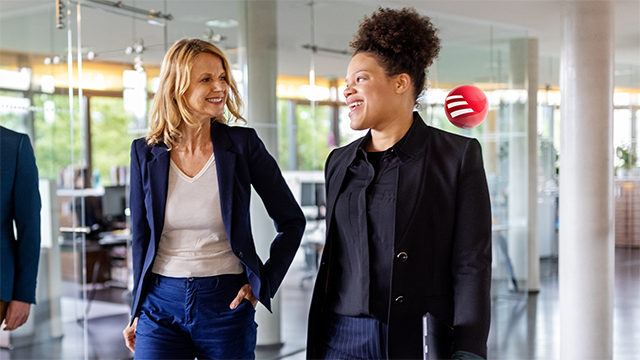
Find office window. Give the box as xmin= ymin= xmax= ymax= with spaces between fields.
xmin=277 ymin=99 xmax=334 ymax=171
xmin=90 ymin=96 xmax=137 ymax=187
xmin=32 ymin=93 xmax=82 ymax=183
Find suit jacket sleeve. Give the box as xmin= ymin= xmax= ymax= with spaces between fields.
xmin=12 ymin=134 xmax=41 ymax=304
xmin=246 ymin=129 xmax=305 ymax=298
xmin=451 ymin=138 xmax=492 ymax=357
xmin=129 ymin=140 xmax=149 ymax=317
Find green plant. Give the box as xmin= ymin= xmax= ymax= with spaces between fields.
xmin=616 ymin=144 xmax=637 ymax=170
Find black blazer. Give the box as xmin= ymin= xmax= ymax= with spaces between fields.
xmin=307 ymin=114 xmax=492 ymax=359
xmin=129 ymin=121 xmax=306 ymax=319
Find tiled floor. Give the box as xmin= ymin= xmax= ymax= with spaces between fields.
xmin=2 ymin=247 xmax=639 ymax=360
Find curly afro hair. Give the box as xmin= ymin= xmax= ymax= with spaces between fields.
xmin=350 ymin=7 xmax=441 ymax=105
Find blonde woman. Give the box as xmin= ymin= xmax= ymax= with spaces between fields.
xmin=122 ymin=38 xmax=305 ymax=359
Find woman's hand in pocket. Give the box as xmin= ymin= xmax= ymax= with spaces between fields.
xmin=230 ymin=284 xmax=258 ymax=309
xmin=123 ymin=317 xmax=139 ymax=353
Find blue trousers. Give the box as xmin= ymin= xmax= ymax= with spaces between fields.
xmin=318 ymin=312 xmax=388 ymax=360
xmin=134 ymin=273 xmax=257 ymax=360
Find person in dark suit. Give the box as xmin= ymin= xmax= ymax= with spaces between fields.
xmin=306 ymin=7 xmax=492 ymax=360
xmin=0 ymin=126 xmax=41 ymax=331
xmin=122 ymin=38 xmax=305 ymax=359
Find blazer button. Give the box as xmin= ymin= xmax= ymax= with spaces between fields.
xmin=396 ymin=252 xmax=408 ymax=262
xmin=395 ymin=296 xmax=405 ymax=304
xmin=237 ymin=251 xmax=244 ymax=259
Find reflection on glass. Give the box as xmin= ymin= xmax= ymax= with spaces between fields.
xmin=32 ymin=94 xmax=81 ymax=183
xmin=0 ymin=93 xmax=31 ymax=134
xmin=90 ymin=96 xmax=136 ymax=187
xmin=277 ymin=100 xmax=334 ymax=171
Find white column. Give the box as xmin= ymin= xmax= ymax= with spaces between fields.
xmin=508 ymin=39 xmax=528 ymax=289
xmin=527 ymin=38 xmax=540 ymax=292
xmin=507 ymin=37 xmax=541 ymax=293
xmin=239 ymin=0 xmax=284 ymax=348
xmin=559 ymin=1 xmax=614 ymax=359
xmin=243 ymin=0 xmax=278 ymax=154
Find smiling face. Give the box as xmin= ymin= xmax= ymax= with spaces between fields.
xmin=344 ymin=52 xmax=405 ymax=131
xmin=183 ymin=52 xmax=228 ymax=123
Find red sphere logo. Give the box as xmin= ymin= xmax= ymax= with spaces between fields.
xmin=444 ymin=85 xmax=488 ymax=129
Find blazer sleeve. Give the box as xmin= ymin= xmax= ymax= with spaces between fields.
xmin=12 ymin=134 xmax=41 ymax=304
xmin=129 ymin=140 xmax=150 ymax=317
xmin=246 ymin=129 xmax=306 ymax=298
xmin=450 ymin=138 xmax=492 ymax=357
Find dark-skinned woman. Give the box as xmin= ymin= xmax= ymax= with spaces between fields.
xmin=307 ymin=7 xmax=491 ymax=360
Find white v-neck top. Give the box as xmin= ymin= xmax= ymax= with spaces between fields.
xmin=151 ymin=153 xmax=244 ymax=277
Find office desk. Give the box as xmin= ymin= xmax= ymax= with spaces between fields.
xmin=99 ymin=231 xmax=131 ymax=288
xmin=59 ymin=231 xmax=131 ymax=288
xmin=60 ymin=240 xmax=111 ymax=284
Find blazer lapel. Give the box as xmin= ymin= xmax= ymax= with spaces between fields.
xmin=211 ymin=122 xmax=236 ymax=241
xmin=324 ymin=165 xmax=346 ymax=238
xmin=325 ymin=135 xmax=367 ymax=238
xmin=148 ymin=145 xmax=170 ymax=250
xmin=394 ymin=115 xmax=432 ymax=250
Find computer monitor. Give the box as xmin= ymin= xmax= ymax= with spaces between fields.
xmin=102 ymin=185 xmax=127 ymax=226
xmin=300 ymin=182 xmax=325 ymax=207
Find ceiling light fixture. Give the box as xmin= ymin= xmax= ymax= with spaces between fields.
xmin=44 ymin=51 xmax=96 ymax=65
xmin=58 ymin=0 xmax=172 ymax=28
xmin=147 ymin=15 xmax=166 ymax=27
xmin=301 ymin=44 xmax=350 ymax=56
xmin=124 ymin=40 xmax=146 ymax=72
xmin=203 ymin=29 xmax=226 ymax=44
xmin=55 ymin=0 xmax=65 ymax=29
xmin=84 ymin=0 xmax=172 ymax=20
xmin=205 ymin=19 xmax=238 ymax=28
xmin=125 ymin=39 xmax=145 ymax=55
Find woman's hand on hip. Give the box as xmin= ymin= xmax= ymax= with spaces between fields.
xmin=123 ymin=317 xmax=139 ymax=353
xmin=230 ymin=284 xmax=258 ymax=309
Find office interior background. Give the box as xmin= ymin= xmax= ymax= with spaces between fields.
xmin=0 ymin=0 xmax=638 ymax=359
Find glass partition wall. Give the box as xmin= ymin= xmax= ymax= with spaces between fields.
xmin=0 ymin=1 xmax=80 ymax=354
xmin=70 ymin=1 xmax=249 ymax=358
xmin=423 ymin=20 xmax=534 ymax=351
xmin=424 ymin=27 xmax=532 ymax=300
xmin=1 ymin=1 xmax=247 ymax=358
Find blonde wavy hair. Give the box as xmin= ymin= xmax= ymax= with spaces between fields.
xmin=145 ymin=38 xmax=245 ymax=149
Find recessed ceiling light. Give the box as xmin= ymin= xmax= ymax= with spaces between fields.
xmin=206 ymin=19 xmax=238 ymax=28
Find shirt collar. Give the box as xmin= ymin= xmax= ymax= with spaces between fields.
xmin=351 ymin=112 xmax=430 ymax=164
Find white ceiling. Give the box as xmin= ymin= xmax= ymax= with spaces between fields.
xmin=2 ymin=0 xmax=640 ymax=87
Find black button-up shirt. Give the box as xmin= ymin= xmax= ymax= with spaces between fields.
xmin=328 ymin=132 xmax=404 ymax=323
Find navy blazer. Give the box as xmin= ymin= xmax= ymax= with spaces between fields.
xmin=0 ymin=126 xmax=41 ymax=304
xmin=129 ymin=121 xmax=305 ymax=319
xmin=307 ymin=114 xmax=492 ymax=359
